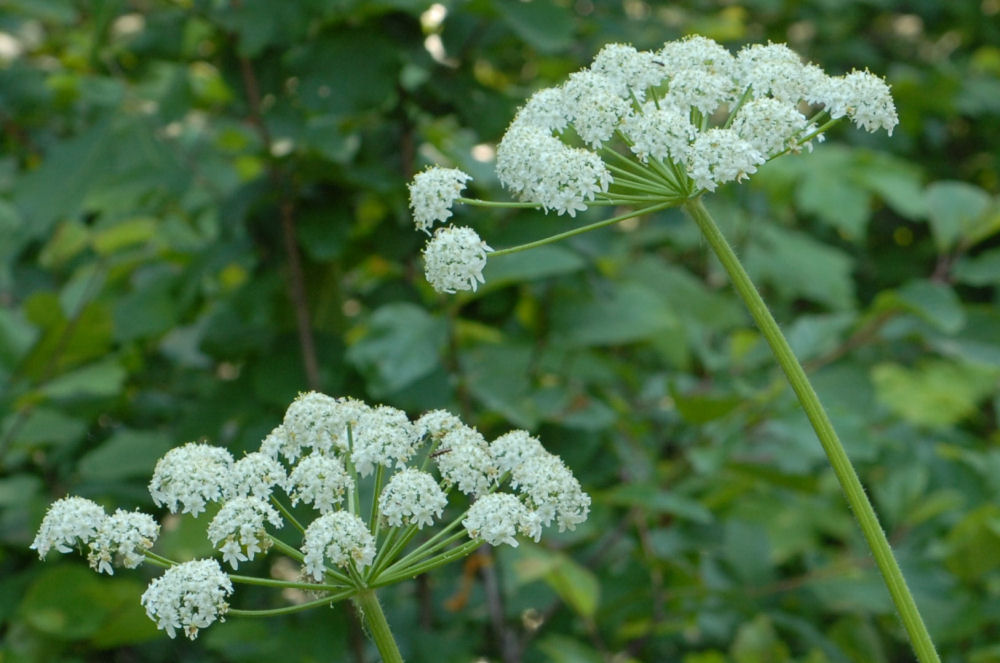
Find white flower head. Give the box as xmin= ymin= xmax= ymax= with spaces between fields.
xmin=621 ymin=101 xmax=697 ymax=164
xmin=228 ymin=452 xmax=287 ymax=500
xmin=30 ymin=496 xmax=107 ymax=559
xmin=282 ymin=391 xmax=370 ymax=461
xmin=148 ymin=443 xmax=234 ymax=516
xmin=463 ymin=493 xmax=541 ymax=547
xmin=287 ymin=452 xmax=351 ymax=513
xmin=658 ymin=34 xmax=737 ymax=79
xmin=731 ymin=97 xmax=811 ymax=158
xmin=685 ymin=128 xmax=765 ymax=192
xmin=496 ymin=123 xmax=611 ymax=216
xmin=821 ymin=69 xmax=899 ymax=135
xmin=735 ymin=42 xmax=817 ymax=103
xmin=415 ymin=409 xmax=464 ymax=442
xmin=207 ymin=497 xmax=282 ymax=569
xmin=350 ymin=405 xmax=420 ymax=476
xmin=435 ymin=425 xmax=497 ymax=496
xmin=258 ymin=424 xmax=288 ymax=459
xmin=590 ymin=43 xmax=665 ymax=101
xmin=302 ymin=511 xmax=376 ymax=581
xmin=141 ymin=559 xmax=233 ymax=640
xmin=409 ymin=167 xmax=473 ymax=234
xmin=87 ymin=509 xmax=159 ymax=575
xmin=422 ymin=225 xmax=493 ymax=294
xmin=561 ymin=70 xmax=631 ymax=148
xmin=511 ymin=453 xmax=590 ymax=532
xmin=665 ymin=67 xmax=738 ymax=115
xmin=378 ymin=468 xmax=448 ymax=528
xmin=490 ymin=429 xmax=546 ymax=475
xmin=513 ymin=87 xmax=570 ymax=133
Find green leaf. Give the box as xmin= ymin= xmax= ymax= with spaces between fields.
xmin=40 ymin=357 xmax=127 ymax=400
xmin=744 ymin=223 xmax=855 ymax=310
xmin=871 ymin=359 xmax=997 ymax=428
xmin=20 ymin=565 xmax=112 ymax=640
xmin=550 ymin=281 xmax=677 ymax=347
xmin=495 ymin=0 xmax=574 ymax=53
xmin=796 ymin=171 xmax=870 ymax=239
xmin=535 ymin=635 xmax=606 ymax=663
xmin=924 ymin=180 xmax=992 ymax=252
xmin=892 ymin=279 xmax=966 ymax=333
xmin=482 ymin=245 xmax=585 ymax=289
xmin=731 ymin=615 xmax=791 ymax=663
xmin=512 ymin=544 xmax=600 ymax=619
xmin=91 ymin=216 xmax=158 ymax=255
xmin=602 ymin=483 xmax=713 ymax=523
xmin=6 ymin=407 xmax=87 ymax=448
xmin=78 ymin=429 xmax=174 ymax=481
xmin=953 ymin=247 xmax=1000 ymax=286
xmin=346 ymin=303 xmax=447 ymax=397
xmin=12 ymin=118 xmax=112 ymax=243
xmin=669 ymin=383 xmax=742 ymax=424
xmin=943 ymin=504 xmax=1000 ymax=581
xmin=459 ymin=342 xmax=537 ymax=428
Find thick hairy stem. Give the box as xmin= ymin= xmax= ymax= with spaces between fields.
xmin=354 ymin=589 xmax=404 ymax=663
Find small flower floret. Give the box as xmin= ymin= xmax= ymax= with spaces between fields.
xmin=422 ymin=226 xmax=494 ymax=294
xmin=378 ymin=468 xmax=448 ymax=528
xmin=409 ymin=167 xmax=473 ymax=234
xmin=141 ymin=559 xmax=233 ymax=640
xmin=88 ymin=509 xmax=159 ymax=575
xmin=149 ymin=443 xmax=234 ymax=516
xmin=302 ymin=511 xmax=376 ymax=580
xmin=30 ymin=496 xmax=107 ymax=559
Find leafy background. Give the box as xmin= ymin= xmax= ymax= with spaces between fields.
xmin=1 ymin=1 xmax=999 ymax=662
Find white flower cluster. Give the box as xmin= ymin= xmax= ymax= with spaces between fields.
xmin=140 ymin=559 xmax=233 ymax=640
xmin=30 ymin=496 xmax=160 ymax=576
xmin=31 ymin=391 xmax=591 ymax=639
xmin=406 ymin=36 xmax=897 ymax=294
xmin=409 ymin=167 xmax=473 ymax=234
xmin=422 ymin=225 xmax=493 ymax=294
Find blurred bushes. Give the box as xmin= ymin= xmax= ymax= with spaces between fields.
xmin=1 ymin=1 xmax=999 ymax=661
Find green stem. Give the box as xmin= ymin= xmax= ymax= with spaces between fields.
xmin=681 ymin=198 xmax=940 ymax=663
xmin=228 ymin=589 xmax=356 ymax=617
xmin=491 ymin=201 xmax=675 ymax=257
xmin=354 ymin=589 xmax=404 ymax=663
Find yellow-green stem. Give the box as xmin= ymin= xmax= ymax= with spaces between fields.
xmin=354 ymin=589 xmax=404 ymax=663
xmin=682 ymin=197 xmax=940 ymax=663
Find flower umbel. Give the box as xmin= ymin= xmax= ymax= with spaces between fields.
xmin=30 ymin=391 xmax=590 ymax=645
xmin=407 ymin=35 xmax=898 ymax=293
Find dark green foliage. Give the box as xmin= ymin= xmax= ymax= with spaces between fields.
xmin=2 ymin=1 xmax=999 ymax=662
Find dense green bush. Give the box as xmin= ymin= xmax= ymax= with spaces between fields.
xmin=2 ymin=1 xmax=999 ymax=661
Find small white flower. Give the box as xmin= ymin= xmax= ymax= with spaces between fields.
xmin=435 ymin=425 xmax=497 ymax=496
xmin=665 ymin=67 xmax=738 ymax=115
xmin=490 ymin=430 xmax=546 ymax=475
xmin=378 ymin=468 xmax=447 ymax=528
xmin=287 ymin=452 xmax=351 ymax=513
xmin=621 ymin=101 xmax=697 ymax=164
xmin=415 ymin=409 xmax=464 ymax=442
xmin=496 ymin=123 xmax=611 ymax=216
xmin=422 ymin=226 xmax=494 ymax=294
xmin=87 ymin=509 xmax=159 ymax=575
xmin=730 ymin=98 xmax=811 ymax=158
xmin=258 ymin=424 xmax=288 ymax=459
xmin=207 ymin=497 xmax=282 ymax=569
xmin=351 ymin=405 xmax=420 ymax=477
xmin=658 ymin=35 xmax=737 ymax=79
xmin=408 ymin=167 xmax=473 ymax=234
xmin=561 ymin=70 xmax=631 ymax=148
xmin=821 ymin=69 xmax=899 ymax=135
xmin=735 ymin=42 xmax=817 ymax=103
xmin=590 ymin=43 xmax=665 ymax=101
xmin=511 ymin=453 xmax=590 ymax=532
xmin=685 ymin=128 xmax=765 ymax=192
xmin=463 ymin=493 xmax=540 ymax=547
xmin=228 ymin=452 xmax=287 ymax=499
xmin=141 ymin=559 xmax=233 ymax=640
xmin=513 ymin=87 xmax=570 ymax=133
xmin=30 ymin=496 xmax=107 ymax=559
xmin=302 ymin=511 xmax=376 ymax=581
xmin=148 ymin=443 xmax=234 ymax=517
xmin=281 ymin=392 xmax=371 ymax=461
